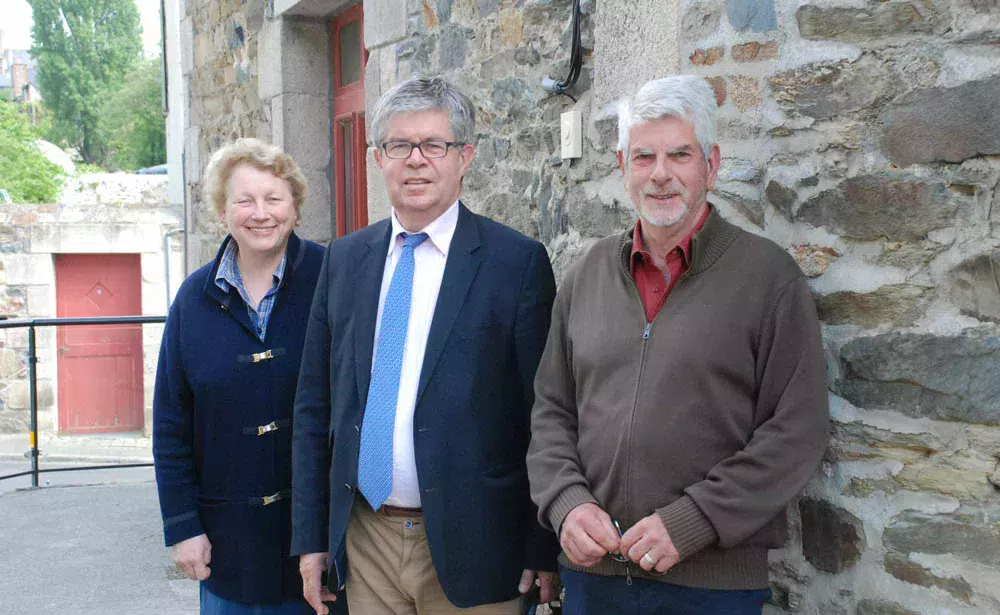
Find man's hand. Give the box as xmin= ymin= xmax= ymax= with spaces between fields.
xmin=559 ymin=503 xmax=621 ymax=568
xmin=518 ymin=569 xmax=561 ymax=603
xmin=299 ymin=552 xmax=338 ymax=615
xmin=619 ymin=514 xmax=680 ymax=574
xmin=171 ymin=533 xmax=212 ymax=581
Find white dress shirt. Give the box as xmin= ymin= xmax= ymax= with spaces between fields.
xmin=372 ymin=200 xmax=459 ymax=508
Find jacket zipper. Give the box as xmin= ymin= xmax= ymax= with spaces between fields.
xmin=623 ymin=277 xmax=650 ymax=585
xmin=622 ymin=265 xmax=688 ymax=584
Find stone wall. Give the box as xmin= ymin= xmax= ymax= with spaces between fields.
xmin=180 ymin=0 xmax=346 ymax=271
xmin=365 ymin=0 xmax=619 ymax=280
xmin=181 ymin=0 xmax=272 ymax=270
xmin=365 ymin=4 xmax=1000 ymax=610
xmin=0 ymin=175 xmax=182 ymax=436
xmin=177 ymin=0 xmax=1000 ymax=611
xmin=674 ymin=0 xmax=1000 ymax=612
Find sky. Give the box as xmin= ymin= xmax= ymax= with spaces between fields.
xmin=3 ymin=0 xmax=163 ymax=57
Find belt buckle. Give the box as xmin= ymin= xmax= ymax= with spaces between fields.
xmin=257 ymin=421 xmax=278 ymax=436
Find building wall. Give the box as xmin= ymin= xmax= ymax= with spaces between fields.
xmin=176 ymin=0 xmax=1000 ymax=611
xmin=10 ymin=63 xmax=27 ymax=102
xmin=180 ymin=0 xmax=350 ymax=272
xmin=164 ymin=0 xmax=187 ymax=219
xmin=0 ymin=175 xmax=182 ymax=436
xmin=674 ymin=1 xmax=1000 ymax=612
xmin=180 ymin=0 xmax=271 ymax=270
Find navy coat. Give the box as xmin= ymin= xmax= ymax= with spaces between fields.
xmin=291 ymin=203 xmax=561 ymax=607
xmin=153 ymin=232 xmax=340 ymax=606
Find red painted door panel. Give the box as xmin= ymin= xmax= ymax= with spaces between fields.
xmin=55 ymin=254 xmax=144 ymax=434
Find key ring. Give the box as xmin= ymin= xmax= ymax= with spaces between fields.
xmin=608 ymin=518 xmax=629 ymax=562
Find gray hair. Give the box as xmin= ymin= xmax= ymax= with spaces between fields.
xmin=617 ymin=76 xmax=717 ymax=161
xmin=369 ymin=76 xmax=476 ymax=146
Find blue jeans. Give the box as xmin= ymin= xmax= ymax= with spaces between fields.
xmin=560 ymin=566 xmax=772 ymax=615
xmin=199 ymin=584 xmax=317 ymax=615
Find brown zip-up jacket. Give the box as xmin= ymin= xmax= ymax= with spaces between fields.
xmin=527 ymin=210 xmax=829 ymax=589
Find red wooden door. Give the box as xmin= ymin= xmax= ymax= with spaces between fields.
xmin=332 ymin=4 xmax=369 ymax=237
xmin=55 ymin=254 xmax=144 ymax=434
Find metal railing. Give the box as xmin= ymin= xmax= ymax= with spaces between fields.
xmin=0 ymin=315 xmax=166 ymax=487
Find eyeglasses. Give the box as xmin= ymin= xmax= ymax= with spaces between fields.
xmin=608 ymin=519 xmax=629 ymax=562
xmin=379 ymin=140 xmax=465 ymax=159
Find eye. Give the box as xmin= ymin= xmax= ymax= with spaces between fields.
xmin=421 ymin=141 xmax=447 ymax=157
xmin=385 ymin=142 xmax=412 ymax=158
xmin=632 ymin=153 xmax=654 ymax=164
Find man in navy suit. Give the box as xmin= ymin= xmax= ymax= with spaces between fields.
xmin=292 ymin=76 xmax=560 ymax=614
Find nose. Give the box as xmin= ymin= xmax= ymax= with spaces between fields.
xmin=251 ymin=199 xmax=269 ymax=219
xmin=649 ymin=154 xmax=672 ymax=184
xmin=405 ymin=144 xmax=429 ymax=167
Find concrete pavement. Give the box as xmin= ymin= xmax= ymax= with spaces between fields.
xmin=0 ymin=481 xmax=198 ymax=614
xmin=0 ymin=432 xmax=198 ymax=613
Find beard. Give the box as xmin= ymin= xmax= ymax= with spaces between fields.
xmin=638 ymin=199 xmax=689 ymax=228
xmin=635 ymin=183 xmax=707 ymax=228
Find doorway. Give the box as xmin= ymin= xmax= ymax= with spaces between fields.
xmin=54 ymin=254 xmax=144 ymax=434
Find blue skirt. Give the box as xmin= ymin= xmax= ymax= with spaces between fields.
xmin=199 ymin=584 xmax=315 ymax=615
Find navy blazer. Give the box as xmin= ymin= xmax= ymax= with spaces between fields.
xmin=292 ymin=203 xmax=560 ymax=607
xmin=154 ymin=233 xmax=346 ymax=606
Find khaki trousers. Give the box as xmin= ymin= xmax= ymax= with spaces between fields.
xmin=345 ymin=500 xmax=524 ymax=615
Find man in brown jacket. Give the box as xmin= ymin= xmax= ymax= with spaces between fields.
xmin=526 ymin=75 xmax=829 ymax=614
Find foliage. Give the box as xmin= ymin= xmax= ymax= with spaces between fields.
xmin=0 ymin=101 xmax=64 ymax=203
xmin=74 ymin=162 xmax=105 ymax=174
xmin=99 ymin=57 xmax=166 ymax=171
xmin=28 ymin=0 xmax=143 ymax=164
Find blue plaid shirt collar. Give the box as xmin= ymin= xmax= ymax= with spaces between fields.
xmin=214 ymin=238 xmax=287 ymax=341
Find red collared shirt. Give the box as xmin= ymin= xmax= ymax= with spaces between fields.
xmin=630 ymin=206 xmax=710 ymax=323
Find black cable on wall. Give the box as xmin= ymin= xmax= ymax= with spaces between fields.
xmin=542 ymin=0 xmax=583 ymax=103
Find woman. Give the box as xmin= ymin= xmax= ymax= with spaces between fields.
xmin=153 ymin=138 xmax=344 ymax=614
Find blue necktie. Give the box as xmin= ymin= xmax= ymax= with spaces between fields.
xmin=358 ymin=232 xmax=430 ymax=510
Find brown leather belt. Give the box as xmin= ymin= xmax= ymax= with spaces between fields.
xmin=379 ymin=505 xmax=423 ymax=517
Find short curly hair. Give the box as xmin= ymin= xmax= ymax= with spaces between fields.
xmin=203 ymin=138 xmax=308 ymax=218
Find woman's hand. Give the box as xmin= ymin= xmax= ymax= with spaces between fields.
xmin=171 ymin=533 xmax=212 ymax=581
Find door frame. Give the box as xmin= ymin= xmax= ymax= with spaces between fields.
xmin=332 ymin=4 xmax=369 ymax=237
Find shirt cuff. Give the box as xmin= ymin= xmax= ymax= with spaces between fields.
xmin=656 ymin=495 xmax=718 ymax=560
xmin=546 ymin=484 xmax=599 ymax=534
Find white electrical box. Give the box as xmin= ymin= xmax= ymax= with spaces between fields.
xmin=561 ymin=109 xmax=582 ymax=159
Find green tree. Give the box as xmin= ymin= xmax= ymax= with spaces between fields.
xmin=28 ymin=0 xmax=143 ymax=163
xmin=99 ymin=57 xmax=166 ymax=170
xmin=0 ymin=101 xmax=64 ymax=203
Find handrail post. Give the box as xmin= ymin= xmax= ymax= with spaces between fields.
xmin=27 ymin=324 xmax=39 ymax=487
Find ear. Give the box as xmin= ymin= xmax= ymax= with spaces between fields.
xmin=373 ymin=146 xmax=384 ymax=169
xmin=458 ymin=144 xmax=476 ymax=176
xmin=617 ymin=150 xmax=625 ymax=174
xmin=704 ymin=144 xmax=721 ymax=192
